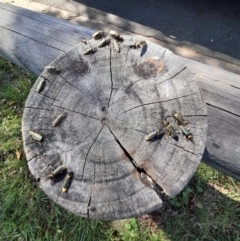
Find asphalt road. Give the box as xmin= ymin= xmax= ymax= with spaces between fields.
xmin=74 ymin=0 xmax=240 ymax=59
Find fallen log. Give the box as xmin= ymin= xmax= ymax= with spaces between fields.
xmin=0 ymin=3 xmax=239 ymax=180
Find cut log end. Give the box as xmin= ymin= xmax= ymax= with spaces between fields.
xmin=22 ymin=35 xmax=207 ymax=220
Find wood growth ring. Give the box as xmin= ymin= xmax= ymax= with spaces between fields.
xmin=22 ymin=35 xmax=208 ymax=220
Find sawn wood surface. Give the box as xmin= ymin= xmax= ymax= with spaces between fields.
xmin=22 ymin=36 xmax=207 ymax=220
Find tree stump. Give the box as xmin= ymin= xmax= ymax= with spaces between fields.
xmin=22 ymin=35 xmax=207 ymax=220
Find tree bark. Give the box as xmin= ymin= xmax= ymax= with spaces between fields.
xmin=0 ymin=3 xmax=240 ymax=180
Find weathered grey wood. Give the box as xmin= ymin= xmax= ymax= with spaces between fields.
xmin=22 ymin=36 xmax=207 ymax=220
xmin=0 ymin=3 xmax=92 ymax=74
xmin=0 ymin=3 xmax=240 ymax=180
xmin=178 ymin=57 xmax=240 ymax=180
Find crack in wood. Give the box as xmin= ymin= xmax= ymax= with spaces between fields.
xmin=87 ymin=163 xmax=96 ymax=218
xmin=106 ymin=124 xmax=164 ymax=198
xmin=201 ymin=87 xmax=240 ymax=101
xmin=81 ymin=126 xmax=104 ymax=182
xmin=169 ymin=142 xmax=199 ymax=159
xmin=87 ymin=195 xmax=92 ymax=218
xmin=0 ymin=25 xmax=66 ymax=53
xmin=125 ymin=78 xmax=143 ymax=92
xmin=58 ymin=71 xmax=85 ymax=95
xmin=52 ymin=104 xmax=101 ymax=121
xmin=51 ymin=87 xmax=68 ymax=109
xmin=194 ymin=106 xmax=206 ymax=114
xmin=38 ymin=93 xmax=56 ymax=101
xmin=39 ymin=75 xmax=61 ymax=86
xmin=24 ymin=106 xmax=53 ymax=111
xmin=154 ymin=67 xmax=187 ymax=86
xmin=25 ymin=137 xmax=60 ymax=146
xmin=106 ymin=124 xmax=141 ymax=171
xmin=207 ymin=103 xmax=240 ymax=118
xmin=132 ymin=128 xmax=147 ymax=134
xmin=116 ymin=93 xmax=196 ymax=116
xmin=26 ymin=153 xmax=44 ymax=162
xmin=107 ymin=46 xmax=113 ymax=108
xmin=0 ymin=5 xmax=85 ymax=42
xmin=230 ymin=84 xmax=240 ymax=90
xmin=160 ymin=49 xmax=166 ymax=59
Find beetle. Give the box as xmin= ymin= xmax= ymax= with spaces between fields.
xmin=81 ymin=38 xmax=87 ymax=44
xmin=92 ymin=30 xmax=103 ymax=40
xmin=44 ymin=66 xmax=61 ymax=74
xmin=109 ymin=30 xmax=122 ymax=40
xmin=62 ymin=171 xmax=73 ymax=192
xmin=83 ymin=47 xmax=96 ymax=55
xmin=145 ymin=129 xmax=161 ymax=141
xmin=36 ymin=78 xmax=45 ymax=93
xmin=134 ymin=42 xmax=141 ymax=48
xmin=124 ymin=41 xmax=141 ymax=49
xmin=52 ymin=112 xmax=66 ymax=127
xmin=139 ymin=40 xmax=147 ymax=46
xmin=163 ymin=119 xmax=177 ymax=138
xmin=49 ymin=165 xmax=66 ymax=178
xmin=173 ymin=111 xmax=188 ymax=126
xmin=97 ymin=37 xmax=110 ymax=48
xmin=179 ymin=125 xmax=193 ymax=142
xmin=113 ymin=40 xmax=120 ymax=53
xmin=29 ymin=131 xmax=43 ymax=142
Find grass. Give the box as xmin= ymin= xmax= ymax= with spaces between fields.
xmin=0 ymin=58 xmax=112 ymax=241
xmin=0 ymin=57 xmax=239 ymax=241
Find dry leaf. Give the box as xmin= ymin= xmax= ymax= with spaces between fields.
xmin=8 ymin=101 xmax=16 ymax=106
xmin=16 ymin=150 xmax=21 ymax=160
